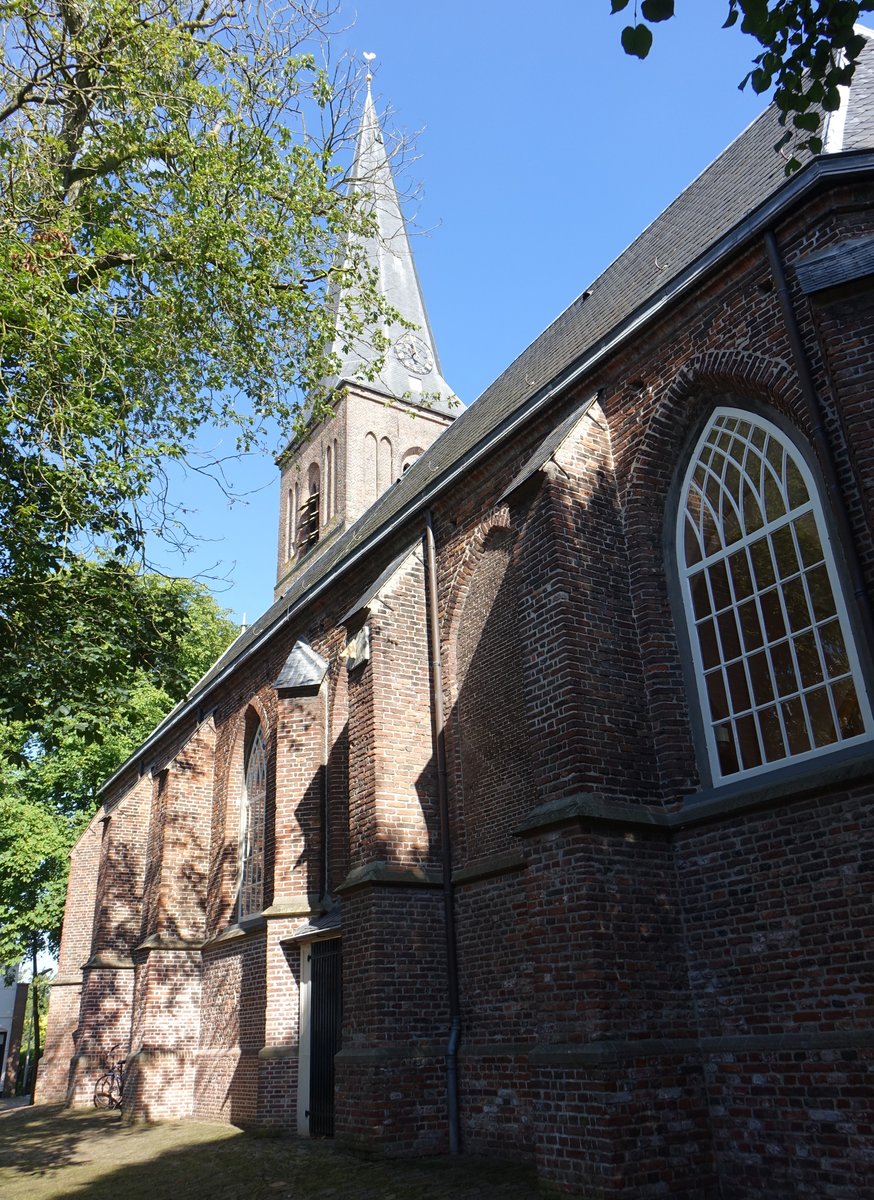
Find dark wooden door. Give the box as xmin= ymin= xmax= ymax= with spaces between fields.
xmin=308 ymin=938 xmax=342 ymax=1136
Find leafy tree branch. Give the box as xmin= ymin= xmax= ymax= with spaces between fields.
xmin=612 ymin=0 xmax=874 ymax=166
xmin=0 ymin=1 xmax=398 ymax=603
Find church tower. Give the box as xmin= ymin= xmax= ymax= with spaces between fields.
xmin=275 ymin=75 xmax=459 ymax=599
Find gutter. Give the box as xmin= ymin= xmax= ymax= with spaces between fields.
xmin=98 ymin=150 xmax=874 ymax=799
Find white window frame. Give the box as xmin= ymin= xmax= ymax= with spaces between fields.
xmin=238 ymin=725 xmax=267 ymax=919
xmin=676 ymin=406 xmax=872 ymax=784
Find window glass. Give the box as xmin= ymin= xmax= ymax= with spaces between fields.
xmin=239 ymin=725 xmax=267 ymax=918
xmin=678 ymin=408 xmax=870 ymax=782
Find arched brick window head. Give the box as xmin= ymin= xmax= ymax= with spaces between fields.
xmin=678 ymin=407 xmax=871 ymax=783
xmin=238 ymin=725 xmax=267 ymax=919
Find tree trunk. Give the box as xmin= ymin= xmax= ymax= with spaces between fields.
xmin=29 ymin=944 xmax=40 ymax=1103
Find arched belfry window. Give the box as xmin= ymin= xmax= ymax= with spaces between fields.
xmin=299 ymin=464 xmax=320 ymax=553
xmin=677 ymin=407 xmax=871 ymax=783
xmin=238 ymin=725 xmax=267 ymax=918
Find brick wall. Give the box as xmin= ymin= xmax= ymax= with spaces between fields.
xmin=453 ymin=525 xmax=534 ymax=860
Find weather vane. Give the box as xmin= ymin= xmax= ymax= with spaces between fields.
xmin=363 ymin=50 xmax=376 ymax=85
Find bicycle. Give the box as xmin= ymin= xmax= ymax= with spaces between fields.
xmin=93 ymin=1045 xmax=126 ymax=1110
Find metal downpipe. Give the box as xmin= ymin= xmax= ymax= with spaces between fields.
xmin=322 ymin=678 xmax=330 ymax=900
xmin=764 ymin=230 xmax=874 ymax=646
xmin=423 ymin=509 xmax=462 ymax=1155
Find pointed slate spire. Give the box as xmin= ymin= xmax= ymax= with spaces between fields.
xmin=327 ymin=73 xmax=458 ymax=416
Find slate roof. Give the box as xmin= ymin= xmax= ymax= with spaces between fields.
xmin=101 ymin=35 xmax=874 ymax=793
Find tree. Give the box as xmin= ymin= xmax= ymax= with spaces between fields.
xmin=613 ymin=0 xmax=874 ymax=165
xmin=0 ymin=567 xmax=237 ymax=965
xmin=0 ymin=1 xmax=393 ymax=660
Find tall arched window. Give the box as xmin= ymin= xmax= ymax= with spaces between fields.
xmin=364 ymin=432 xmax=378 ymax=503
xmin=285 ymin=483 xmax=298 ymax=561
xmin=324 ymin=444 xmax=333 ymax=521
xmin=677 ymin=407 xmax=871 ymax=783
xmin=378 ymin=436 xmax=392 ymax=493
xmin=239 ymin=725 xmax=267 ymax=918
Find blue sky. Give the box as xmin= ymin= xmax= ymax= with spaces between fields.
xmin=155 ymin=2 xmax=771 ymax=629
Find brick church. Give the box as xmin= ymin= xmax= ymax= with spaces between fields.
xmin=40 ymin=36 xmax=874 ymax=1197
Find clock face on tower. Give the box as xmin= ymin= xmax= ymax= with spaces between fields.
xmin=394 ymin=331 xmax=434 ymax=376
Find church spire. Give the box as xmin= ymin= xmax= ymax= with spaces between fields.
xmin=275 ymin=66 xmax=459 ymax=599
xmin=327 ymin=65 xmax=457 ymax=415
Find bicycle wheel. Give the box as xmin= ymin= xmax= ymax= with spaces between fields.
xmin=93 ymin=1072 xmax=122 ymax=1109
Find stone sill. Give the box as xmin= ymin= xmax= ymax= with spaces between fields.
xmin=677 ymin=742 xmax=874 ymax=828
xmin=513 ymin=743 xmax=874 ymax=839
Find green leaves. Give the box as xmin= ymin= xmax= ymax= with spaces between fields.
xmin=641 ymin=0 xmax=675 ymax=22
xmin=621 ymin=24 xmax=654 ymax=58
xmin=612 ymin=1 xmax=874 ymax=169
xmin=0 ymin=1 xmax=397 ymax=623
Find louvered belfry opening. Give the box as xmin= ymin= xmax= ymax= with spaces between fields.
xmin=298 ymin=488 xmax=320 ymax=553
xmin=308 ymin=938 xmax=342 ymax=1137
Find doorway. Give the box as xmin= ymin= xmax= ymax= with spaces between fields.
xmin=298 ymin=937 xmax=342 ymax=1136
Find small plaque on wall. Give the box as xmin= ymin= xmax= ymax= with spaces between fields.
xmin=342 ymin=625 xmax=370 ymax=672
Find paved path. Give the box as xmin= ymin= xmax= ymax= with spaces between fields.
xmin=0 ymin=1104 xmax=541 ymax=1200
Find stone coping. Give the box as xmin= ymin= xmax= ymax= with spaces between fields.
xmin=201 ymin=922 xmax=261 ymax=949
xmin=135 ymin=934 xmax=204 ymax=953
xmin=200 ymin=898 xmax=327 ymax=949
xmin=335 ymin=862 xmax=442 ymax=894
xmin=81 ymin=953 xmax=134 ymax=971
xmin=258 ymin=1044 xmax=299 ymax=1061
xmin=261 ymin=895 xmax=325 ymax=919
xmin=452 ymin=849 xmax=526 ymax=886
xmin=335 ymin=1041 xmax=446 ymax=1063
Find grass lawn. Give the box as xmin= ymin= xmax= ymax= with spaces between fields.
xmin=0 ymin=1105 xmax=541 ymax=1200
